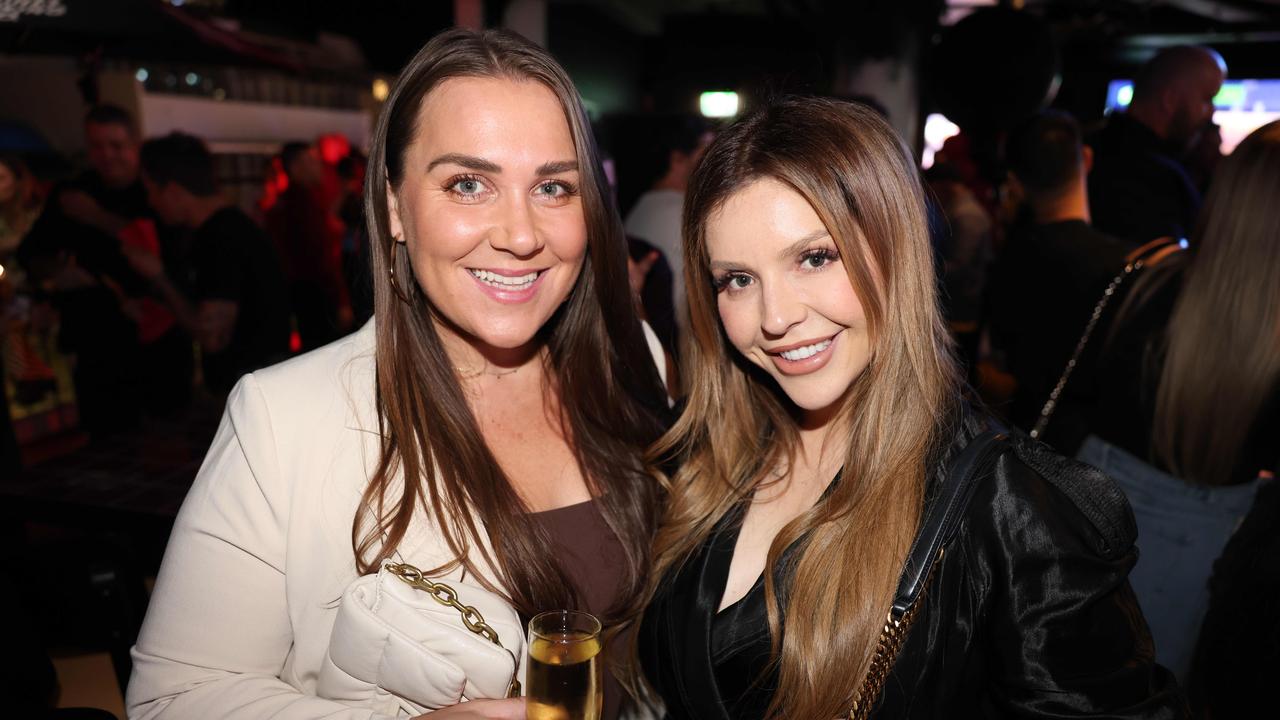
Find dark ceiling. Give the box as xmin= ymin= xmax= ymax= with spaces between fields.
xmin=6 ymin=1 xmax=1277 ymax=75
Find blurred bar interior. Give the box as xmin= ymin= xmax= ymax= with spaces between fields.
xmin=2 ymin=0 xmax=1278 ymax=717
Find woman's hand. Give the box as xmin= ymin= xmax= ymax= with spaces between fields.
xmin=413 ymin=698 xmax=525 ymax=719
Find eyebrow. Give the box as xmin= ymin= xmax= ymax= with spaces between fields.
xmin=779 ymin=230 xmax=833 ymax=259
xmin=426 ymin=154 xmax=578 ymax=176
xmin=537 ymin=160 xmax=578 ymax=175
xmin=427 ymin=153 xmax=500 ymax=173
xmin=708 ymin=229 xmax=833 ymax=272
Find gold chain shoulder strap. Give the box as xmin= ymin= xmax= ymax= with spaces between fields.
xmin=1030 ymin=236 xmax=1185 ymax=440
xmin=385 ymin=562 xmax=523 ymax=698
xmin=846 ymin=548 xmax=944 ymax=720
xmin=846 ymin=429 xmax=1006 ymax=717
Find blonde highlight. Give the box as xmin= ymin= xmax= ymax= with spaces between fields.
xmin=631 ymin=98 xmax=960 ymax=717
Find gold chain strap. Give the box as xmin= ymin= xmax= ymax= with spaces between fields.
xmin=846 ymin=548 xmax=944 ymax=720
xmin=385 ymin=562 xmax=523 ymax=698
xmin=1030 ymin=237 xmax=1183 ymax=440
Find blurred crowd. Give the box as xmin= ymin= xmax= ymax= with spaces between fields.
xmin=0 ymin=104 xmax=372 ymax=455
xmin=928 ymin=46 xmax=1277 ymax=712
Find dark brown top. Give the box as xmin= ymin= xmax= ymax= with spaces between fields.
xmin=529 ymin=498 xmax=627 ymax=720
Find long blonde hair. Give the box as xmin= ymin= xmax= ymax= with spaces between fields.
xmin=641 ymin=97 xmax=960 ymax=718
xmin=1151 ymin=120 xmax=1280 ymax=484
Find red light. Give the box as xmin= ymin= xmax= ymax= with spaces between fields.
xmin=318 ymin=134 xmax=350 ymax=165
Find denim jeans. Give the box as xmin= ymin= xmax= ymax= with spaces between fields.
xmin=1076 ymin=435 xmax=1270 ymax=679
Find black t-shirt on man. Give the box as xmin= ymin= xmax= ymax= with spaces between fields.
xmin=986 ymin=219 xmax=1134 ymax=451
xmin=191 ymin=206 xmax=291 ymax=393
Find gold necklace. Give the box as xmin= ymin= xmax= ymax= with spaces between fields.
xmin=453 ymin=364 xmax=520 ymax=380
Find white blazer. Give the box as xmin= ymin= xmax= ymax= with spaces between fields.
xmin=127 ymin=319 xmax=669 ymax=719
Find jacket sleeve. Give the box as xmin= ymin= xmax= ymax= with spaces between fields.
xmin=978 ymin=442 xmax=1189 ymax=719
xmin=126 ymin=374 xmax=389 ymax=720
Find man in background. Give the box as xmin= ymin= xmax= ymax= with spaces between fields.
xmin=18 ymin=104 xmax=190 ymax=434
xmin=988 ymin=111 xmax=1135 ymax=452
xmin=623 ymin=115 xmax=713 ymax=356
xmin=267 ymin=141 xmax=351 ymax=351
xmin=131 ymin=132 xmax=291 ymax=396
xmin=1089 ymin=45 xmax=1226 ymax=243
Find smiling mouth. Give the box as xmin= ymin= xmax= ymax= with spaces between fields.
xmin=777 ymin=338 xmax=833 ymax=361
xmin=468 ymin=268 xmax=543 ymax=291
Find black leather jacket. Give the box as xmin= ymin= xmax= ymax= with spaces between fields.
xmin=639 ymin=414 xmax=1188 ymax=719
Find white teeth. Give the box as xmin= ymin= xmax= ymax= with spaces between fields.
xmin=469 ymin=269 xmax=539 ymax=290
xmin=780 ymin=339 xmax=832 ymax=361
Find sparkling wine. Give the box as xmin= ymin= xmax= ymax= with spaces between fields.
xmin=526 ymin=614 xmax=603 ymax=720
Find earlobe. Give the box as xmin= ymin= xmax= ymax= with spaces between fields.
xmin=386 ymin=180 xmax=406 ymax=242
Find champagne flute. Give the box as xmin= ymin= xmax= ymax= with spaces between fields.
xmin=525 ymin=610 xmax=603 ymax=720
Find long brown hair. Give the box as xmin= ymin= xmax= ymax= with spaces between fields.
xmin=358 ymin=29 xmax=667 ymax=624
xmin=1150 ymin=120 xmax=1280 ymax=484
xmin=638 ymin=97 xmax=959 ymax=718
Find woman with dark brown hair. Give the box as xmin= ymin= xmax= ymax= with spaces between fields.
xmin=632 ymin=96 xmax=1185 ymax=719
xmin=128 ymin=29 xmax=668 ymax=720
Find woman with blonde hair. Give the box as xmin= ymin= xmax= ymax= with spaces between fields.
xmin=129 ymin=29 xmax=668 ymax=720
xmin=634 ymin=97 xmax=1185 ymax=719
xmin=1078 ymin=119 xmax=1280 ymax=686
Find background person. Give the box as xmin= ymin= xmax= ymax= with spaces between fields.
xmin=1075 ymin=120 xmax=1280 ymax=680
xmin=0 ymin=153 xmax=43 ymax=263
xmin=1088 ymin=45 xmax=1226 ymax=243
xmin=267 ymin=140 xmax=353 ymax=351
xmin=17 ymin=104 xmax=191 ymax=433
xmin=622 ymin=114 xmax=714 ymax=357
xmin=132 ymin=132 xmax=292 ymax=397
xmin=986 ymin=110 xmax=1135 ymax=450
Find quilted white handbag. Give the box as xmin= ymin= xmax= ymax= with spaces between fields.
xmin=317 ymin=561 xmax=524 ymax=716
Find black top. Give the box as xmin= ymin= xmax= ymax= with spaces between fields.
xmin=639 ymin=413 xmax=1188 ymax=719
xmin=986 ymin=218 xmax=1133 ymax=451
xmin=191 ymin=207 xmax=291 ymax=392
xmin=1189 ymin=480 xmax=1280 ymax=716
xmin=1087 ymin=113 xmax=1202 ymax=244
xmin=18 ymin=171 xmax=155 ymax=295
xmin=702 ymin=503 xmax=806 ymax=719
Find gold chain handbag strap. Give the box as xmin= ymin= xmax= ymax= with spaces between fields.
xmin=846 ymin=549 xmax=944 ymax=720
xmin=1030 ymin=236 xmax=1185 ymax=440
xmin=846 ymin=428 xmax=1007 ymax=718
xmin=385 ymin=562 xmax=522 ymax=698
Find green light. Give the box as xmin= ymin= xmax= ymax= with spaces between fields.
xmin=1117 ymin=84 xmax=1133 ymax=107
xmin=1213 ymin=83 xmax=1245 ymax=108
xmin=700 ymin=91 xmax=739 ymax=118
